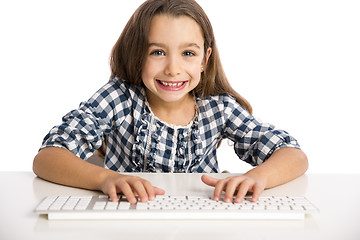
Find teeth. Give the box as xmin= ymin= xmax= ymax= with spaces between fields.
xmin=160 ymin=81 xmax=184 ymax=87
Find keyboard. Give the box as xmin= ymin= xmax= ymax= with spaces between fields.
xmin=35 ymin=195 xmax=319 ymax=220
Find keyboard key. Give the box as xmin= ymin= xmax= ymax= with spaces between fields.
xmin=135 ymin=202 xmax=148 ymax=210
xmin=93 ymin=202 xmax=106 ymax=210
xmin=62 ymin=198 xmax=79 ymax=210
xmin=118 ymin=201 xmax=131 ymax=210
xmin=105 ymin=202 xmax=119 ymax=210
xmin=36 ymin=196 xmax=57 ymax=211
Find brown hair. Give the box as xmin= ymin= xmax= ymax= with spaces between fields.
xmin=110 ymin=0 xmax=252 ymax=114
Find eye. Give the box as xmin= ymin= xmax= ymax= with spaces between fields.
xmin=183 ymin=51 xmax=195 ymax=57
xmin=150 ymin=50 xmax=165 ymax=56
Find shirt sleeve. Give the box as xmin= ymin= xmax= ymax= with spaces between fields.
xmin=221 ymin=95 xmax=300 ymax=166
xmin=40 ymin=79 xmax=132 ymax=160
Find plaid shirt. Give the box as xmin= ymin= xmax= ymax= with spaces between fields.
xmin=41 ymin=78 xmax=300 ymax=173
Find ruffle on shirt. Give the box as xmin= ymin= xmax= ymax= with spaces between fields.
xmin=176 ymin=128 xmax=188 ymax=171
xmin=131 ymin=105 xmax=204 ymax=173
xmin=147 ymin=119 xmax=165 ymax=172
xmin=132 ymin=111 xmax=165 ymax=172
xmin=175 ymin=116 xmax=205 ymax=172
xmin=192 ymin=117 xmax=203 ymax=156
xmin=132 ymin=113 xmax=148 ymax=172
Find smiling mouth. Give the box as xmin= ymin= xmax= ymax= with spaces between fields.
xmin=157 ymin=80 xmax=187 ymax=87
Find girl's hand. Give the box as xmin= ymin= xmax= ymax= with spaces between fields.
xmin=100 ymin=174 xmax=165 ymax=204
xmin=201 ymin=173 xmax=266 ymax=203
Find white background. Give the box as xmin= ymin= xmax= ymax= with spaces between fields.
xmin=0 ymin=0 xmax=359 ymax=173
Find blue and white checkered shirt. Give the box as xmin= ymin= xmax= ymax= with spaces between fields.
xmin=41 ymin=78 xmax=300 ymax=173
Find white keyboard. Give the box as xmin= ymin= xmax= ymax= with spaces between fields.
xmin=35 ymin=195 xmax=319 ymax=220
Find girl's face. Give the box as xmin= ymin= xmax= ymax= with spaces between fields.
xmin=142 ymin=14 xmax=211 ymax=107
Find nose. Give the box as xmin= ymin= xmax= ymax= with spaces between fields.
xmin=164 ymin=56 xmax=181 ymax=77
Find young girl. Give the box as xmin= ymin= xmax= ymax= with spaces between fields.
xmin=33 ymin=0 xmax=308 ymax=205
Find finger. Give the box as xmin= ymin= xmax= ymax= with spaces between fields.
xmin=250 ymin=184 xmax=263 ymax=202
xmin=154 ymin=186 xmax=166 ymax=196
xmin=142 ymin=180 xmax=156 ymax=201
xmin=235 ymin=180 xmax=252 ymax=203
xmin=201 ymin=174 xmax=219 ymax=187
xmin=130 ymin=180 xmax=149 ymax=202
xmin=117 ymin=181 xmax=137 ymax=204
xmin=213 ymin=178 xmax=229 ymax=201
xmin=224 ymin=177 xmax=243 ymax=203
xmin=107 ymin=186 xmax=119 ymax=202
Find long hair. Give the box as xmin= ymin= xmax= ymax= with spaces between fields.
xmin=110 ymin=0 xmax=252 ymax=114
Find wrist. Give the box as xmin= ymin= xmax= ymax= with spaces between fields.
xmin=243 ymin=169 xmax=268 ymax=189
xmin=95 ymin=168 xmax=121 ymax=190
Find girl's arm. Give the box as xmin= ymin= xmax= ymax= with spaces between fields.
xmin=33 ymin=147 xmax=165 ymax=203
xmin=34 ymin=80 xmax=164 ymax=203
xmin=201 ymin=147 xmax=308 ymax=202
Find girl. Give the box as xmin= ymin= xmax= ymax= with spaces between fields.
xmin=33 ymin=0 xmax=308 ymax=204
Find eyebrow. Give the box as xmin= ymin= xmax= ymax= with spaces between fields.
xmin=148 ymin=42 xmax=201 ymax=49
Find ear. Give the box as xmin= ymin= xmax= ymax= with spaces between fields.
xmin=201 ymin=47 xmax=212 ymax=70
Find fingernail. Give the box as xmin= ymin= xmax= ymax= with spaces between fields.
xmin=224 ymin=197 xmax=231 ymax=203
xmin=214 ymin=196 xmax=219 ymax=201
xmin=235 ymin=198 xmax=242 ymax=203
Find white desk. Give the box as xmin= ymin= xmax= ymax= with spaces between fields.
xmin=1 ymin=172 xmax=360 ymax=240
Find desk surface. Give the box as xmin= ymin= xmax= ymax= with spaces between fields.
xmin=1 ymin=172 xmax=360 ymax=240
